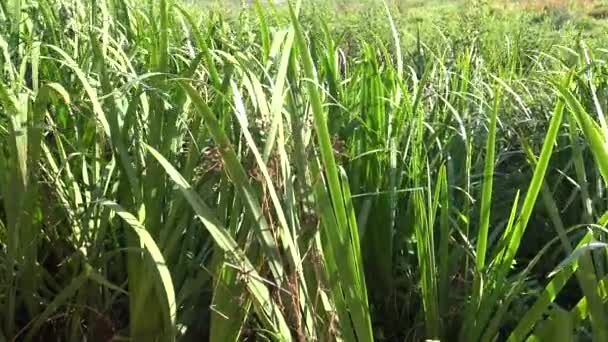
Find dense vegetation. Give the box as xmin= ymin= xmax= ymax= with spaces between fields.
xmin=2 ymin=0 xmax=608 ymax=340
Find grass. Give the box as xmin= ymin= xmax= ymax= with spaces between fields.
xmin=1 ymin=0 xmax=608 ymax=340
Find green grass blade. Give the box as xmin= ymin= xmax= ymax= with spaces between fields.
xmin=145 ymin=144 xmax=292 ymax=340
xmin=557 ymin=85 xmax=608 ymax=185
xmin=103 ymin=201 xmax=176 ymax=340
xmin=288 ymin=3 xmax=374 ymax=341
xmin=181 ymin=82 xmax=286 ymax=283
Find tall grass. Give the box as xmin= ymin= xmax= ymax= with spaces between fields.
xmin=1 ymin=0 xmax=608 ymax=340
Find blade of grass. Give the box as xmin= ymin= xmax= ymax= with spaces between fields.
xmin=146 ymin=144 xmax=292 ymax=340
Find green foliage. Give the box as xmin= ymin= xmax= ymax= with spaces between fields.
xmin=1 ymin=0 xmax=608 ymax=341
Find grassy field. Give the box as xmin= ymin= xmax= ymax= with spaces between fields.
xmin=2 ymin=0 xmax=608 ymax=341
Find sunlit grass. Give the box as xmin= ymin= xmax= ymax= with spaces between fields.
xmin=1 ymin=0 xmax=608 ymax=340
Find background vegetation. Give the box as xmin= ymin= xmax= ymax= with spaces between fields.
xmin=2 ymin=0 xmax=608 ymax=340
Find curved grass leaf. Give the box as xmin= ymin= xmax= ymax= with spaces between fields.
xmin=145 ymin=144 xmax=292 ymax=340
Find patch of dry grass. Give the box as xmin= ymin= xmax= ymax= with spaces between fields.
xmin=496 ymin=0 xmax=598 ymax=11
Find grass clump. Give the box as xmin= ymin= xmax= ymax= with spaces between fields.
xmin=1 ymin=0 xmax=608 ymax=341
